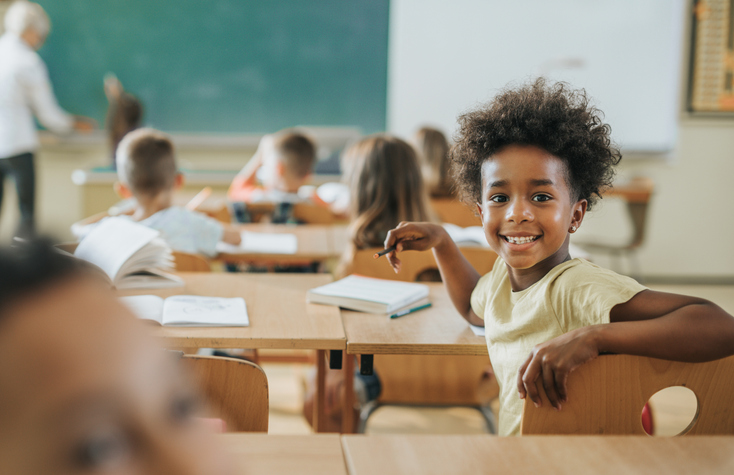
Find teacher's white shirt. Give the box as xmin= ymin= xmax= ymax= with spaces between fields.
xmin=0 ymin=32 xmax=74 ymax=158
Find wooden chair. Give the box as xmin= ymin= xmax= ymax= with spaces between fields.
xmin=351 ymin=247 xmax=497 ymax=282
xmin=181 ymin=354 xmax=269 ymax=432
xmin=172 ymin=251 xmax=211 ymax=272
xmin=430 ymin=197 xmax=482 ymax=227
xmin=573 ymin=177 xmax=654 ymax=279
xmin=351 ymin=247 xmax=500 ymax=433
xmin=292 ymin=202 xmax=347 ymax=224
xmin=521 ymin=354 xmax=734 ymax=435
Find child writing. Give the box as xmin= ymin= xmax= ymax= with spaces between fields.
xmin=0 ymin=240 xmax=236 ymax=474
xmin=75 ymin=128 xmax=241 ymax=256
xmin=381 ymin=79 xmax=734 ymax=436
xmin=413 ymin=126 xmax=454 ymax=197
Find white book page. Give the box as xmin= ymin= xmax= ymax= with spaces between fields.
xmin=74 ymin=218 xmax=160 ymax=281
xmin=216 ymin=231 xmax=298 ymax=254
xmin=309 ymin=275 xmax=429 ymax=306
xmin=161 ymin=295 xmax=249 ymax=327
xmin=443 ymin=223 xmax=489 ymax=247
xmin=470 ymin=324 xmax=485 ymax=337
xmin=119 ymin=295 xmax=164 ymax=324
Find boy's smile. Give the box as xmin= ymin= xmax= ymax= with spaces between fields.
xmin=477 ymin=145 xmax=586 ymax=291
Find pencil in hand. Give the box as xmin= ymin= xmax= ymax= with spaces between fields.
xmin=373 ymin=245 xmax=397 ymax=259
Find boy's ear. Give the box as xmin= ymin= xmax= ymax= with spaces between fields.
xmin=569 ymin=199 xmax=588 ymax=233
xmin=114 ymin=181 xmax=133 ymax=199
xmin=174 ymin=173 xmax=185 ymax=189
xmin=275 ymin=161 xmax=286 ymax=177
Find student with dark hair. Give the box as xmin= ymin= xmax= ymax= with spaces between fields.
xmin=104 ymin=74 xmax=143 ymax=167
xmin=413 ymin=126 xmax=454 ymax=197
xmin=382 ymin=79 xmax=734 ymax=436
xmin=0 ymin=240 xmax=235 ymax=474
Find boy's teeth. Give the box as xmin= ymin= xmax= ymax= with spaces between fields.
xmin=505 ymin=235 xmax=537 ymax=244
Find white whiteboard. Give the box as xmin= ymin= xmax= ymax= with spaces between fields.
xmin=388 ymin=0 xmax=686 ymax=153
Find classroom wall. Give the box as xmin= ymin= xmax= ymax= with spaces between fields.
xmin=1 ymin=2 xmax=732 ymax=281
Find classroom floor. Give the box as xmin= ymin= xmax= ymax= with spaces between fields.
xmin=262 ymin=284 xmax=734 ymax=436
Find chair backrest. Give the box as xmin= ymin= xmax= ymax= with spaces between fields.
xmin=521 ymin=354 xmax=734 ymax=435
xmin=375 ymin=354 xmax=497 ymax=405
xmin=181 ymin=355 xmax=269 ymax=432
xmin=430 ymin=198 xmax=482 ymax=227
xmin=171 ymin=251 xmax=211 ymax=272
xmin=352 ymin=247 xmax=497 ymax=282
xmin=606 ymin=177 xmax=655 ymax=249
xmin=292 ymin=202 xmax=347 ymax=224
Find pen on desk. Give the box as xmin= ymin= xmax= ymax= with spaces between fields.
xmin=389 ymin=302 xmax=432 ymax=319
xmin=373 ymin=245 xmax=397 ymax=259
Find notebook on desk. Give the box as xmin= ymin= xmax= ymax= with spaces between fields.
xmin=74 ymin=218 xmax=183 ymax=289
xmin=216 ymin=231 xmax=298 ymax=254
xmin=120 ymin=295 xmax=249 ymax=327
xmin=307 ymin=274 xmax=430 ymax=314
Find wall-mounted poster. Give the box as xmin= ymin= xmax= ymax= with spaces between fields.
xmin=688 ymin=0 xmax=734 ymax=113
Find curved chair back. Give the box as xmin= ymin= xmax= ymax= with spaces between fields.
xmin=182 ymin=355 xmax=269 ymax=432
xmin=172 ymin=251 xmax=211 ymax=272
xmin=352 ymin=247 xmax=497 ymax=282
xmin=430 ymin=198 xmax=482 ymax=227
xmin=521 ymin=354 xmax=734 ymax=435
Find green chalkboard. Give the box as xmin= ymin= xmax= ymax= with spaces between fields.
xmin=36 ymin=0 xmax=389 ymax=134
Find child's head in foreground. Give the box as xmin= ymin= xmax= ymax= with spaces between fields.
xmin=413 ymin=126 xmax=453 ymax=197
xmin=260 ymin=130 xmax=317 ymax=192
xmin=451 ymin=78 xmax=621 ymax=271
xmin=0 ymin=241 xmax=233 ymax=474
xmin=342 ymin=134 xmax=432 ymax=249
xmin=115 ymin=127 xmax=180 ymax=201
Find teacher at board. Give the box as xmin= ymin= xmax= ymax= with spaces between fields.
xmin=0 ymin=1 xmax=95 ymax=238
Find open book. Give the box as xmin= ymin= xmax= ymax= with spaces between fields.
xmin=120 ymin=295 xmax=249 ymax=326
xmin=74 ymin=218 xmax=183 ymax=289
xmin=216 ymin=231 xmax=298 ymax=254
xmin=307 ymin=275 xmax=430 ymax=314
xmin=443 ymin=223 xmax=490 ymax=247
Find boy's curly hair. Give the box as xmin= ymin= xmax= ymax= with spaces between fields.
xmin=450 ymin=78 xmax=621 ymax=210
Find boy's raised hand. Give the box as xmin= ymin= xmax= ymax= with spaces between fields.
xmin=383 ymin=222 xmax=448 ymax=273
xmin=516 ymin=325 xmax=600 ymax=411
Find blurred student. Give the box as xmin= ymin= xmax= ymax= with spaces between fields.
xmin=0 ymin=1 xmax=95 ymax=237
xmin=227 ymin=130 xmax=318 ymax=223
xmin=75 ymin=128 xmax=241 ymax=256
xmin=104 ymin=74 xmax=143 ymax=167
xmin=304 ymin=135 xmax=433 ymax=431
xmin=336 ymin=134 xmax=433 ymax=276
xmin=0 ymin=240 xmax=235 ymax=474
xmin=413 ymin=126 xmax=454 ymax=197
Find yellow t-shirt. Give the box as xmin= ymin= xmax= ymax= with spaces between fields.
xmin=470 ymin=257 xmax=646 ymax=436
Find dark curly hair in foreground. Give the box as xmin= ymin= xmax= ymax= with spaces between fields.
xmin=450 ymin=78 xmax=621 ymax=210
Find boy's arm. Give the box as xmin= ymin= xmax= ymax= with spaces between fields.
xmin=228 ymin=135 xmax=273 ymax=198
xmin=517 ymin=290 xmax=734 ymax=410
xmin=384 ymin=222 xmax=484 ymax=326
xmin=221 ymin=226 xmax=242 ymax=245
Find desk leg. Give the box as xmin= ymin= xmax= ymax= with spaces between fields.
xmin=341 ymin=354 xmax=355 ymax=433
xmin=313 ymin=349 xmax=327 ymax=433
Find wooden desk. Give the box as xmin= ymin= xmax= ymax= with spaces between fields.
xmin=342 ymin=282 xmax=487 ymax=362
xmin=118 ymin=272 xmax=345 ymax=432
xmin=118 ymin=273 xmax=343 ymax=350
xmin=341 ymin=435 xmax=734 ymax=475
xmin=222 ymin=434 xmax=347 ymax=475
xmin=217 ymin=224 xmax=339 ymax=264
